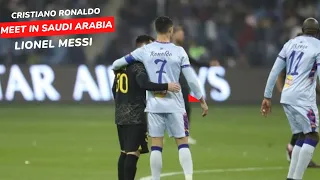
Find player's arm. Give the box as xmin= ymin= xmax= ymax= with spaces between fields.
xmin=264 ymin=56 xmax=286 ymax=99
xmin=261 ymin=42 xmax=288 ymax=117
xmin=180 ymin=51 xmax=203 ymax=99
xmin=112 ymin=47 xmax=145 ymax=70
xmin=180 ymin=47 xmax=208 ymax=116
xmin=181 ymin=66 xmax=202 ymax=99
xmin=181 ymin=64 xmax=208 ymax=116
xmin=134 ymin=64 xmax=168 ymax=91
xmin=276 ymin=69 xmax=286 ymax=92
xmin=264 ymin=41 xmax=289 ymax=99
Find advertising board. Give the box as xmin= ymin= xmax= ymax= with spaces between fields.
xmin=0 ymin=65 xmax=280 ymax=104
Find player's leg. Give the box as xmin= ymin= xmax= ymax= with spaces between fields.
xmin=286 ymin=134 xmax=299 ymax=162
xmin=282 ymin=104 xmax=304 ymax=180
xmin=182 ymin=86 xmax=196 ymax=144
xmin=118 ymin=151 xmax=126 ymax=180
xmin=286 ymin=133 xmax=319 ymax=168
xmin=293 ymin=132 xmax=319 ymax=179
xmin=117 ymin=125 xmax=126 ymax=180
xmin=124 ymin=151 xmax=140 ymax=180
xmin=292 ymin=106 xmax=319 ymax=180
xmin=148 ymin=113 xmax=165 ymax=180
xmin=123 ymin=124 xmax=149 ymax=180
xmin=167 ymin=113 xmax=193 ymax=180
xmin=287 ymin=133 xmax=305 ymax=180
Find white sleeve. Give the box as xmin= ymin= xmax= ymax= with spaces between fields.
xmin=182 ymin=67 xmax=203 ymax=99
xmin=180 ymin=47 xmax=191 ymax=68
xmin=112 ymin=47 xmax=145 ymax=70
xmin=277 ymin=42 xmax=288 ymax=61
xmin=263 ymin=41 xmax=289 ymax=98
xmin=264 ymin=57 xmax=286 ymax=98
xmin=179 ymin=47 xmax=203 ymax=99
xmin=130 ymin=46 xmax=145 ymax=63
xmin=112 ymin=57 xmax=128 ymax=70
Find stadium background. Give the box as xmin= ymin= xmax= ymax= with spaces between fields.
xmin=0 ymin=0 xmax=320 ymax=179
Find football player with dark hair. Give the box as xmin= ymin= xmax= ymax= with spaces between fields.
xmin=114 ymin=35 xmax=180 ymax=180
xmin=113 ymin=16 xmax=208 ymax=180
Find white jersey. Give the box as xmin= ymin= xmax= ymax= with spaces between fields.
xmin=280 ymin=36 xmax=320 ymax=106
xmin=112 ymin=41 xmax=203 ymax=113
xmin=264 ymin=35 xmax=320 ymax=106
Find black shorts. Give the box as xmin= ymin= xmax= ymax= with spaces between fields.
xmin=117 ymin=124 xmax=149 ymax=154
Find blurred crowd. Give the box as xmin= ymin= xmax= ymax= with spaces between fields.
xmin=1 ymin=0 xmax=320 ymax=68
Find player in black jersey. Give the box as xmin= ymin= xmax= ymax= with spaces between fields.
xmin=172 ymin=26 xmax=218 ymax=144
xmin=113 ymin=35 xmax=181 ymax=180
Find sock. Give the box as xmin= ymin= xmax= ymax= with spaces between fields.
xmin=293 ymin=138 xmax=318 ymax=179
xmin=287 ymin=139 xmax=303 ymax=179
xmin=124 ymin=154 xmax=139 ymax=180
xmin=118 ymin=152 xmax=127 ymax=180
xmin=178 ymin=144 xmax=193 ymax=180
xmin=150 ymin=146 xmax=163 ymax=180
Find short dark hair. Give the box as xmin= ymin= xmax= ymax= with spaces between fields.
xmin=135 ymin=35 xmax=155 ymax=47
xmin=155 ymin=16 xmax=173 ymax=34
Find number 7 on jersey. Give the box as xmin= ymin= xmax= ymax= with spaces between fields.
xmin=154 ymin=59 xmax=167 ymax=83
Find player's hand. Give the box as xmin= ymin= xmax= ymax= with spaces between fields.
xmin=261 ymin=98 xmax=271 ymax=117
xmin=167 ymin=83 xmax=181 ymax=92
xmin=201 ymin=102 xmax=208 ymax=117
xmin=199 ymin=97 xmax=208 ymax=117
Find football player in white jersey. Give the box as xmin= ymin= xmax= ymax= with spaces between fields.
xmin=277 ymin=70 xmax=320 ymax=168
xmin=262 ymin=18 xmax=320 ymax=180
xmin=276 ymin=32 xmax=320 ymax=168
xmin=113 ymin=16 xmax=208 ymax=180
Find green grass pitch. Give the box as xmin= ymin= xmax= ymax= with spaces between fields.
xmin=0 ymin=105 xmax=319 ymax=180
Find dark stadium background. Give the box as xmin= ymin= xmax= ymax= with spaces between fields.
xmin=0 ymin=0 xmax=319 ymax=179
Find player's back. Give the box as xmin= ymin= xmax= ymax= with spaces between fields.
xmin=114 ymin=62 xmax=147 ymax=125
xmin=281 ymin=35 xmax=320 ymax=106
xmin=135 ymin=41 xmax=186 ymax=113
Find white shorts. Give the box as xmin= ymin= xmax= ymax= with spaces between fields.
xmin=147 ymin=113 xmax=189 ymax=138
xmin=282 ymin=104 xmax=319 ymax=134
